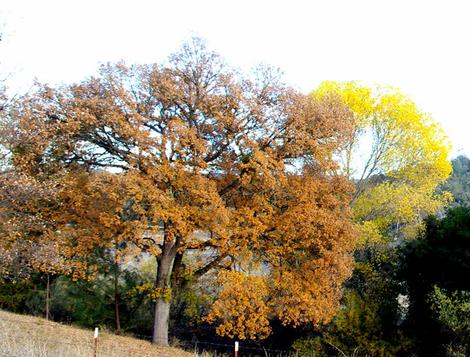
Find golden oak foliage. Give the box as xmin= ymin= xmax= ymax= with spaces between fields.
xmin=206 ymin=173 xmax=356 ymax=339
xmin=1 ymin=40 xmax=358 ymax=340
xmin=0 ymin=171 xmax=66 ymax=278
xmin=313 ymin=81 xmax=452 ymax=243
xmin=205 ymin=271 xmax=271 ymax=340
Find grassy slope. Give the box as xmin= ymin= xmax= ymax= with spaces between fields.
xmin=0 ymin=309 xmax=194 ymax=357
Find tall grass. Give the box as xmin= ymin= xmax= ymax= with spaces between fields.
xmin=0 ymin=309 xmax=194 ymax=357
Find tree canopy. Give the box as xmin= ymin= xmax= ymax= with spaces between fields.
xmin=312 ymin=81 xmax=452 ymax=243
xmin=0 ymin=39 xmax=358 ymax=345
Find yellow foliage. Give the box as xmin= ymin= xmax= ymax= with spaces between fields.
xmin=313 ymin=81 xmax=453 ymax=241
xmin=129 ymin=283 xmax=172 ymax=302
xmin=356 ymin=221 xmax=383 ymax=247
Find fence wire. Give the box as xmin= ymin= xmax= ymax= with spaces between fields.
xmin=0 ymin=316 xmax=298 ymax=356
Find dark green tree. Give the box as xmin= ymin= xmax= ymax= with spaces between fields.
xmin=400 ymin=206 xmax=470 ymax=356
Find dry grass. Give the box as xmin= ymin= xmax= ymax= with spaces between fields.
xmin=0 ymin=309 xmax=195 ymax=357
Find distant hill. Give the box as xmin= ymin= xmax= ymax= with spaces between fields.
xmin=0 ymin=309 xmax=195 ymax=357
xmin=441 ymin=155 xmax=470 ymax=207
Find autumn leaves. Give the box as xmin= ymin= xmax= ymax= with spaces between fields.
xmin=0 ymin=39 xmax=451 ymax=345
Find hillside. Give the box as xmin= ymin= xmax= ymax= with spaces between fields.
xmin=0 ymin=310 xmax=195 ymax=357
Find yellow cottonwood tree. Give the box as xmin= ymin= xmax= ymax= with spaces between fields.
xmin=313 ymin=81 xmax=452 ymax=243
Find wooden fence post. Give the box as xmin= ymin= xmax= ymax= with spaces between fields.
xmin=93 ymin=327 xmax=99 ymax=357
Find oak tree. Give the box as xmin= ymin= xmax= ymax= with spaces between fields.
xmin=2 ymin=39 xmax=358 ymax=345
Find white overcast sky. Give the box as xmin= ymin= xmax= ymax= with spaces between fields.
xmin=1 ymin=0 xmax=469 ymax=157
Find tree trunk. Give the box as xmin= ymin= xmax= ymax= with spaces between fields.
xmin=171 ymin=251 xmax=184 ymax=293
xmin=45 ymin=273 xmax=50 ymax=320
xmin=114 ymin=240 xmax=121 ymax=335
xmin=152 ymin=235 xmax=178 ymax=346
xmin=153 ymin=297 xmax=171 ymax=345
xmin=114 ymin=260 xmax=121 ymax=334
